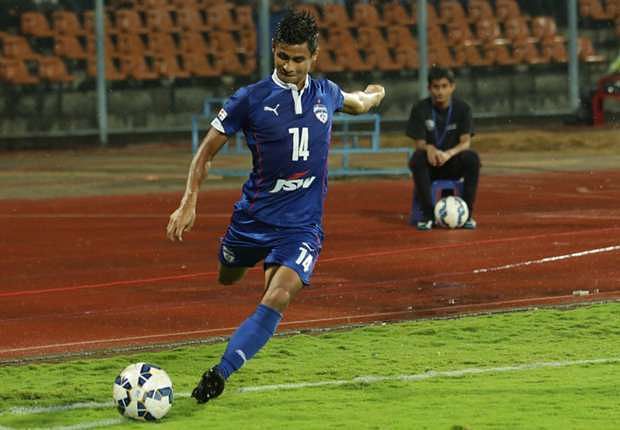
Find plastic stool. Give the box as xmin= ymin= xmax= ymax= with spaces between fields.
xmin=409 ymin=179 xmax=464 ymax=225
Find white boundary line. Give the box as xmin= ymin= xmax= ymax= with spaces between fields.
xmin=473 ymin=245 xmax=620 ymax=274
xmin=2 ymin=356 xmax=619 ymax=430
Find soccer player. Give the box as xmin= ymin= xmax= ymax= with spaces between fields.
xmin=406 ymin=66 xmax=480 ymax=231
xmin=166 ymin=11 xmax=385 ymax=404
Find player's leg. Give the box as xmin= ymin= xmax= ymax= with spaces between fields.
xmin=409 ymin=149 xmax=436 ymax=228
xmin=217 ymin=264 xmax=247 ymax=285
xmin=440 ymin=150 xmax=480 ymax=226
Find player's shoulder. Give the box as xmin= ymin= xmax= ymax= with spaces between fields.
xmin=312 ymin=76 xmax=342 ymax=94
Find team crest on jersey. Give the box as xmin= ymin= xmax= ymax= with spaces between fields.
xmin=425 ymin=119 xmax=435 ymax=131
xmin=313 ymin=103 xmax=328 ymax=124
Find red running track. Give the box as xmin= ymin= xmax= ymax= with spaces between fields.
xmin=1 ymin=171 xmax=619 ymax=361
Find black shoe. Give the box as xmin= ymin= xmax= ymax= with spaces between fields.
xmin=191 ymin=367 xmax=225 ymax=404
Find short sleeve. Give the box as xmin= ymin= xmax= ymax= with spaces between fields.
xmin=405 ymin=102 xmax=426 ymax=140
xmin=325 ymin=79 xmax=345 ymax=113
xmin=210 ymin=86 xmax=249 ymax=136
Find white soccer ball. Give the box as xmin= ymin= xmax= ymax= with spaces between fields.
xmin=113 ymin=363 xmax=174 ymax=421
xmin=434 ymin=196 xmax=469 ymax=229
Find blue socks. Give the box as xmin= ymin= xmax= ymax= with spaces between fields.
xmin=216 ymin=304 xmax=282 ymax=380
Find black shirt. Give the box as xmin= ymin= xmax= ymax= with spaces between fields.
xmin=406 ymin=96 xmax=473 ymax=151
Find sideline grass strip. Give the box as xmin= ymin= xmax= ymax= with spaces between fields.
xmin=1 ymin=303 xmax=620 ymax=429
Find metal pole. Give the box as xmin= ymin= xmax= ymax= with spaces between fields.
xmin=259 ymin=0 xmax=271 ymax=78
xmin=95 ymin=0 xmax=108 ymax=146
xmin=417 ymin=0 xmax=428 ymax=99
xmin=567 ymin=0 xmax=580 ymax=111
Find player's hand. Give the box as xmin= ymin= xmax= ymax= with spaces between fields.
xmin=166 ymin=204 xmax=196 ymax=242
xmin=426 ymin=145 xmax=441 ymax=167
xmin=436 ymin=150 xmax=451 ymax=166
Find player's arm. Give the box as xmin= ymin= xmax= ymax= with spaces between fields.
xmin=166 ymin=128 xmax=228 ymax=242
xmin=341 ymin=84 xmax=385 ymax=114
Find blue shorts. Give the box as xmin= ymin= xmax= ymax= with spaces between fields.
xmin=218 ymin=210 xmax=324 ymax=285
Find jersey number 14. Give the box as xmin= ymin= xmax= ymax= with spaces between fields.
xmin=289 ymin=127 xmax=309 ymax=161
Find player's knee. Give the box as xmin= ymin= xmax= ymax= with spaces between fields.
xmin=409 ymin=150 xmax=427 ymax=171
xmin=218 ymin=267 xmax=245 ymax=285
xmin=262 ymin=286 xmax=293 ymax=312
xmin=461 ymin=150 xmax=480 ymax=169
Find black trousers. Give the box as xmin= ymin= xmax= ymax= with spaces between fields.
xmin=409 ymin=149 xmax=480 ymax=220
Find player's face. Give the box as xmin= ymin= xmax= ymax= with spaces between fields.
xmin=429 ymin=78 xmax=456 ymax=108
xmin=273 ymin=42 xmax=317 ymax=90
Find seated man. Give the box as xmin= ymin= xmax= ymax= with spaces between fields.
xmin=406 ymin=66 xmax=480 ymax=231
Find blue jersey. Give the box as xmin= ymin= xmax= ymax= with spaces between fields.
xmin=211 ymin=71 xmax=344 ymax=228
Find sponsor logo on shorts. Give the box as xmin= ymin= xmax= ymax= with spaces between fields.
xmin=222 ymin=245 xmax=235 ymax=263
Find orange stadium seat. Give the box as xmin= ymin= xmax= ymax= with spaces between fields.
xmin=577 ymin=37 xmax=606 ymax=62
xmin=386 ymin=26 xmax=417 ymax=50
xmin=322 ymin=4 xmax=351 ymax=29
xmin=352 ymin=3 xmax=383 ymax=28
xmin=383 ymin=1 xmax=415 ymax=26
xmin=491 ymin=39 xmax=518 ymax=65
xmin=182 ymin=52 xmax=221 ymax=77
xmin=147 ymin=32 xmax=178 ymax=57
xmin=503 ymin=17 xmax=531 ymax=42
xmin=393 ymin=44 xmax=419 ymax=70
xmin=21 ymin=12 xmax=54 ymax=38
xmin=0 ymin=58 xmax=39 ymax=84
xmin=439 ymin=0 xmax=467 ymax=25
xmin=134 ymin=0 xmax=172 ymax=11
xmin=117 ymin=33 xmax=147 ymax=56
xmin=205 ymin=3 xmax=237 ymax=31
xmin=38 ymin=56 xmax=74 ymax=82
xmin=179 ymin=32 xmax=210 ymax=55
xmin=446 ymin=21 xmax=475 ymax=47
xmin=323 ymin=28 xmax=356 ymax=51
xmin=235 ymin=5 xmax=254 ymax=30
xmin=579 ymin=0 xmax=615 ymax=20
xmin=52 ymin=11 xmax=86 ymax=36
xmin=115 ymin=10 xmax=147 ymax=34
xmin=155 ymin=54 xmax=190 ymax=78
xmin=83 ymin=10 xmax=117 ymax=35
xmin=145 ymin=9 xmax=180 ymax=33
xmin=217 ymin=50 xmax=244 ymax=74
xmin=475 ymin=18 xmax=501 ymax=44
xmin=170 ymin=0 xmax=199 ymax=9
xmin=496 ymin=0 xmax=522 ymax=22
xmin=177 ymin=8 xmax=209 ymax=31
xmin=54 ymin=35 xmax=87 ymax=59
xmin=2 ymin=36 xmax=41 ymax=60
xmin=86 ymin=34 xmax=118 ymax=57
xmin=120 ymin=54 xmax=159 ymax=80
xmin=87 ymin=55 xmax=126 ymax=80
xmin=511 ymin=38 xmax=546 ymax=65
xmin=238 ymin=29 xmax=256 ymax=54
xmin=467 ymin=0 xmax=494 ymax=23
xmin=315 ymin=47 xmax=344 ymax=73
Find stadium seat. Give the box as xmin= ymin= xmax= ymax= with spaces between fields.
xmin=170 ymin=0 xmax=199 ymax=8
xmin=446 ymin=21 xmax=475 ymax=47
xmin=475 ymin=18 xmax=501 ymax=45
xmin=155 ymin=54 xmax=190 ymax=78
xmin=147 ymin=32 xmax=178 ymax=57
xmin=2 ymin=36 xmax=41 ymax=60
xmin=83 ymin=10 xmax=117 ymax=35
xmin=577 ymin=37 xmax=606 ymax=62
xmin=0 ymin=58 xmax=39 ymax=84
xmin=216 ymin=50 xmax=244 ymax=75
xmin=86 ymin=34 xmax=118 ymax=57
xmin=315 ymin=47 xmax=344 ymax=73
xmin=120 ymin=54 xmax=159 ymax=80
xmin=496 ymin=0 xmax=522 ymax=22
xmin=410 ymin=179 xmax=464 ymax=225
xmin=177 ymin=8 xmax=209 ymax=31
xmin=54 ymin=35 xmax=87 ymax=60
xmin=115 ymin=10 xmax=147 ymax=34
xmin=467 ymin=0 xmax=494 ymax=23
xmin=211 ymin=31 xmax=240 ymax=54
xmin=117 ymin=33 xmax=147 ymax=56
xmin=503 ymin=17 xmax=531 ymax=42
xmin=182 ymin=52 xmax=221 ymax=77
xmin=322 ymin=4 xmax=352 ymax=29
xmin=52 ymin=11 xmax=86 ymax=36
xmin=579 ymin=0 xmax=615 ymax=20
xmin=386 ymin=26 xmax=417 ymax=50
xmin=235 ymin=5 xmax=254 ymax=30
xmin=21 ymin=12 xmax=54 ymax=38
xmin=428 ymin=41 xmax=454 ymax=67
xmin=238 ymin=29 xmax=257 ymax=54
xmin=490 ymin=38 xmax=518 ymax=65
xmin=134 ymin=0 xmax=172 ymax=11
xmin=145 ymin=9 xmax=180 ymax=33
xmin=86 ymin=55 xmax=126 ymax=80
xmin=393 ymin=44 xmax=419 ymax=70
xmin=179 ymin=32 xmax=211 ymax=55
xmin=352 ymin=3 xmax=383 ymax=28
xmin=511 ymin=38 xmax=546 ymax=64
xmin=383 ymin=1 xmax=415 ymax=26
xmin=38 ymin=56 xmax=74 ymax=82
xmin=439 ymin=0 xmax=467 ymax=25
xmin=205 ymin=3 xmax=237 ymax=31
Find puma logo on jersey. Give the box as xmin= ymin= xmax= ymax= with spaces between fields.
xmin=269 ymin=176 xmax=316 ymax=193
xmin=264 ymin=104 xmax=280 ymax=116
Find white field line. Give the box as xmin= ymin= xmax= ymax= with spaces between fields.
xmin=0 ymin=419 xmax=124 ymax=430
xmin=3 ymin=356 xmax=620 ymax=421
xmin=473 ymin=245 xmax=620 ymax=274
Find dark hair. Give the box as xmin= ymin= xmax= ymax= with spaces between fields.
xmin=273 ymin=11 xmax=319 ymax=55
xmin=428 ymin=66 xmax=455 ymax=85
